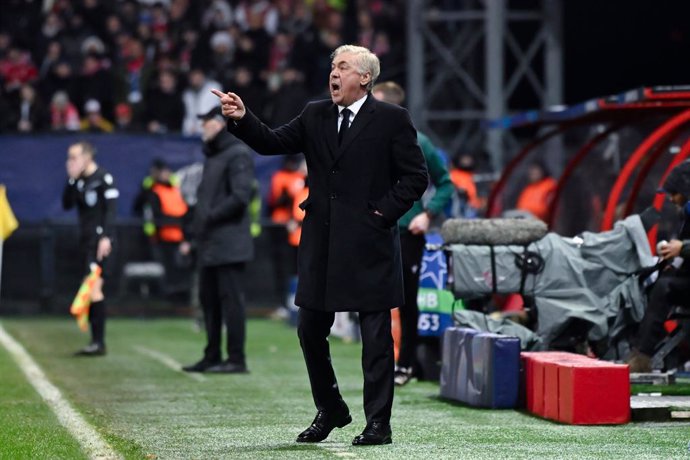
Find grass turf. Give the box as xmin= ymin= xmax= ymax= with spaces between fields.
xmin=1 ymin=317 xmax=690 ymax=459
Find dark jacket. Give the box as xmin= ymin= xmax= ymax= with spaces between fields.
xmin=192 ymin=130 xmax=255 ymax=266
xmin=229 ymin=94 xmax=428 ymax=312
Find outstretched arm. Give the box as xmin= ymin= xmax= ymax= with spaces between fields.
xmin=211 ymin=89 xmax=305 ymax=156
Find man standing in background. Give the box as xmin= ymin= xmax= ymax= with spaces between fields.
xmin=62 ymin=141 xmax=118 ymax=356
xmin=182 ymin=106 xmax=255 ymax=374
xmin=372 ymin=81 xmax=454 ymax=386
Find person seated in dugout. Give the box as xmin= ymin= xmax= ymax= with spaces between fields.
xmin=628 ymin=160 xmax=690 ymax=373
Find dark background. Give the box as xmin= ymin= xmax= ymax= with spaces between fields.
xmin=563 ymin=1 xmax=690 ymax=103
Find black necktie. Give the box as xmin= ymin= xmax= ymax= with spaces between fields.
xmin=338 ymin=108 xmax=351 ymax=146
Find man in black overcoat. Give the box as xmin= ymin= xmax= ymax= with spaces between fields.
xmin=212 ymin=44 xmax=428 ymax=445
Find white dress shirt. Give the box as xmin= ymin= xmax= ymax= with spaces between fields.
xmin=337 ymin=93 xmax=368 ymax=132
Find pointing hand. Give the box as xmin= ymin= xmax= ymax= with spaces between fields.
xmin=210 ymin=89 xmax=246 ymax=121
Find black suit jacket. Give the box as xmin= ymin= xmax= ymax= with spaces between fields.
xmin=229 ymin=94 xmax=428 ymax=311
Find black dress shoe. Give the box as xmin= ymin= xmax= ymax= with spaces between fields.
xmin=182 ymin=358 xmax=220 ymax=373
xmin=352 ymin=422 xmax=392 ymax=446
xmin=74 ymin=343 xmax=106 ymax=357
xmin=296 ymin=408 xmax=352 ymax=443
xmin=205 ymin=361 xmax=249 ymax=374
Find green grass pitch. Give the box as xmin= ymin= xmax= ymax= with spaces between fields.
xmin=1 ymin=317 xmax=689 ymax=459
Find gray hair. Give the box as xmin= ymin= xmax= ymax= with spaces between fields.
xmin=331 ymin=45 xmax=380 ymax=91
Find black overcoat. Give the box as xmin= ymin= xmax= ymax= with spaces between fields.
xmin=229 ymin=94 xmax=428 ymax=311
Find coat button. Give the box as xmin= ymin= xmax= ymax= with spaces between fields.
xmin=330 ymin=193 xmax=337 ymax=199
xmin=331 ymin=169 xmax=338 ymax=174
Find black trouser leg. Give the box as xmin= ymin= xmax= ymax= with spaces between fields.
xmin=200 ymin=266 xmax=222 ymax=362
xmin=298 ymin=308 xmax=344 ymax=412
xmin=360 ymin=309 xmax=394 ymax=424
xmin=217 ymin=263 xmax=247 ymax=365
xmin=89 ymin=300 xmax=106 ymax=346
xmin=398 ymin=232 xmax=426 ymax=369
xmin=638 ymin=273 xmax=690 ymax=355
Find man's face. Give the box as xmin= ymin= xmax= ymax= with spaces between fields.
xmin=669 ymin=192 xmax=686 ymax=208
xmin=329 ymin=51 xmax=370 ymax=107
xmin=66 ymin=145 xmax=89 ymax=177
xmin=201 ymin=119 xmax=223 ymax=142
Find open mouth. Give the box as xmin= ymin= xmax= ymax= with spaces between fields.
xmin=331 ymin=81 xmax=340 ymax=92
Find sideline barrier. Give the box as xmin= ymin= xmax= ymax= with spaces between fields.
xmin=441 ymin=327 xmax=520 ymax=408
xmin=522 ymin=351 xmax=630 ymax=424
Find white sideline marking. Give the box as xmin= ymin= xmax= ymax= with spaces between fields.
xmin=0 ymin=323 xmax=120 ymax=460
xmin=133 ymin=345 xmax=207 ymax=382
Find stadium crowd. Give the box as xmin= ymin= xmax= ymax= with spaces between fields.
xmin=0 ymin=0 xmax=406 ymax=135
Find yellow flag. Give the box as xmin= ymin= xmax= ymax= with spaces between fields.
xmin=70 ymin=264 xmax=102 ymax=332
xmin=0 ymin=185 xmax=18 ymax=241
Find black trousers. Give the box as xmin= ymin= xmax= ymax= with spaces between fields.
xmin=638 ymin=270 xmax=690 ymax=355
xmin=81 ymin=242 xmax=109 ymax=345
xmin=298 ymin=307 xmax=394 ymax=424
xmin=200 ymin=263 xmax=247 ymax=364
xmin=398 ymin=231 xmax=426 ymax=369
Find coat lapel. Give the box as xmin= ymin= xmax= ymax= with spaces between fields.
xmin=332 ymin=94 xmax=376 ymax=165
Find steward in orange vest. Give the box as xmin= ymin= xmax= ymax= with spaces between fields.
xmin=516 ymin=162 xmax=557 ymax=222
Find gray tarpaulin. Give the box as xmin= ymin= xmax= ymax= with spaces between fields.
xmin=446 ymin=215 xmax=652 ymax=348
xmin=452 ymin=309 xmax=544 ymax=351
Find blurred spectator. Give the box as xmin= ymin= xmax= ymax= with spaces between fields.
xmin=80 ymin=99 xmax=114 ymax=133
xmin=50 ymin=90 xmax=80 ymax=132
xmin=182 ymin=68 xmax=220 ymax=136
xmin=114 ymin=102 xmax=142 ymax=132
xmin=144 ymin=69 xmax=185 ymax=133
xmin=59 ymin=13 xmax=92 ymax=66
xmin=208 ymin=30 xmax=235 ymax=84
xmin=233 ymin=12 xmax=272 ymax=76
xmin=515 ymin=162 xmax=557 ymax=222
xmin=0 ymin=86 xmax=13 ymax=132
xmin=39 ymin=41 xmax=64 ymax=79
xmin=121 ymin=38 xmax=153 ymax=105
xmin=265 ymin=68 xmax=309 ymax=127
xmin=1 ymin=0 xmax=409 ymax=134
xmin=230 ymin=66 xmax=265 ymax=121
xmin=37 ymin=13 xmax=65 ymax=61
xmin=13 ymin=84 xmax=46 ymax=133
xmin=235 ymin=0 xmax=279 ymax=36
xmin=78 ymin=54 xmax=115 ymax=120
xmin=0 ymin=46 xmax=38 ymax=94
xmin=40 ymin=60 xmax=76 ymax=104
xmin=202 ymin=0 xmax=234 ymax=31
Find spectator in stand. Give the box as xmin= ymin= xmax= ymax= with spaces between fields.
xmin=13 ymin=83 xmax=46 ymax=133
xmin=0 ymin=46 xmax=38 ymax=94
xmin=201 ymin=0 xmax=234 ymax=32
xmin=80 ymin=99 xmax=114 ymax=133
xmin=208 ymin=30 xmax=235 ymax=85
xmin=233 ymin=11 xmax=271 ymax=76
xmin=37 ymin=13 xmax=65 ymax=63
xmin=41 ymin=59 xmax=76 ymax=105
xmin=78 ymin=54 xmax=115 ymax=120
xmin=50 ymin=90 xmax=81 ymax=131
xmin=515 ymin=161 xmax=557 ymax=222
xmin=144 ymin=69 xmax=184 ymax=133
xmin=230 ymin=66 xmax=265 ymax=121
xmin=120 ymin=38 xmax=153 ymax=105
xmin=235 ymin=0 xmax=279 ymax=36
xmin=182 ymin=68 xmax=220 ymax=136
xmin=265 ymin=67 xmax=309 ymax=128
xmin=59 ymin=13 xmax=92 ymax=67
xmin=114 ymin=102 xmax=142 ymax=132
xmin=39 ymin=41 xmax=64 ymax=80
